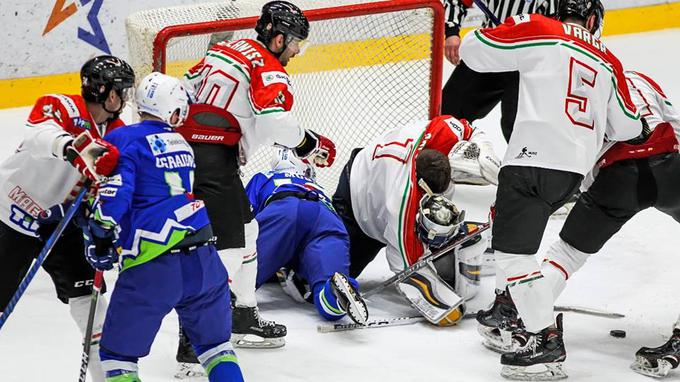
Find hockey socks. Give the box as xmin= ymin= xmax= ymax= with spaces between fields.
xmin=100 ymin=350 xmax=141 ymax=382
xmin=315 ymin=278 xmax=347 ymax=321
xmin=196 ymin=342 xmax=244 ymax=382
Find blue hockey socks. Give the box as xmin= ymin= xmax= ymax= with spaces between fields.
xmin=314 ymin=275 xmax=360 ymax=321
xmin=195 ymin=342 xmax=244 ymax=382
xmin=100 ymin=348 xmax=141 ymax=382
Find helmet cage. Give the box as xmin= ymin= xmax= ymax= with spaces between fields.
xmin=416 ymin=194 xmax=465 ymax=249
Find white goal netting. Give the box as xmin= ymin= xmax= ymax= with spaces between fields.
xmin=126 ymin=0 xmax=443 ymax=192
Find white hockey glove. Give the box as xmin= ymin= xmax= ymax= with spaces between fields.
xmin=449 ymin=130 xmax=500 ymax=186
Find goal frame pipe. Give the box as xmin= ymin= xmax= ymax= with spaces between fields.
xmin=152 ymin=0 xmax=445 ymax=118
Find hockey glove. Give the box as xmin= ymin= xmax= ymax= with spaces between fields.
xmin=81 ymin=219 xmax=119 ymax=271
xmin=36 ymin=202 xmax=77 ymax=241
xmin=64 ymin=131 xmax=120 ymax=182
xmin=294 ymin=130 xmax=336 ymax=168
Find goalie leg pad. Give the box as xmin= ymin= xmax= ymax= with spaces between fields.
xmin=397 ymin=263 xmax=465 ymax=326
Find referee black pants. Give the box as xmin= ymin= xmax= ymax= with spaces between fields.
xmin=441 ymin=61 xmax=519 ymax=142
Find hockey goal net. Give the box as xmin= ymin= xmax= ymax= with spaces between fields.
xmin=126 ymin=0 xmax=444 ymax=191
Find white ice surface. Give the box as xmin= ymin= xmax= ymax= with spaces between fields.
xmin=1 ymin=29 xmax=680 ymax=382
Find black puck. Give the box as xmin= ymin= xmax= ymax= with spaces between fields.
xmin=610 ymin=329 xmax=626 ymax=338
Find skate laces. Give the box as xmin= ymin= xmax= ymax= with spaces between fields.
xmin=253 ymin=308 xmax=276 ymax=328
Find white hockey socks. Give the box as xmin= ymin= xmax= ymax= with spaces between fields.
xmin=219 ymin=220 xmax=259 ymax=308
xmin=69 ymin=294 xmax=108 ymax=382
xmin=541 ymin=239 xmax=591 ymax=301
xmin=495 ymin=251 xmax=554 ymax=333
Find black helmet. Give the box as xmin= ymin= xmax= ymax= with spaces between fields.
xmin=255 ymin=1 xmax=309 ymax=48
xmin=81 ymin=55 xmax=135 ymax=104
xmin=558 ymin=0 xmax=605 ymax=34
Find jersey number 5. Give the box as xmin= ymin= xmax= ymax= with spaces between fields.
xmin=565 ymin=57 xmax=598 ymax=130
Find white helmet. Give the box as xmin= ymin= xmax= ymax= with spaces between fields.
xmin=270 ymin=147 xmax=316 ymax=179
xmin=135 ymin=72 xmax=189 ymax=127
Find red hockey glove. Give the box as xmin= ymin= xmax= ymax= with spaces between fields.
xmin=294 ymin=130 xmax=336 ymax=168
xmin=65 ymin=131 xmax=120 ymax=181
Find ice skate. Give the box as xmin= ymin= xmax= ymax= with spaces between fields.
xmin=330 ymin=272 xmax=369 ymax=325
xmin=631 ymin=329 xmax=680 ymax=378
xmin=477 ymin=289 xmax=526 ymax=353
xmin=500 ymin=314 xmax=567 ymax=381
xmin=231 ymin=306 xmax=287 ymax=349
xmin=174 ymin=328 xmax=205 ymax=379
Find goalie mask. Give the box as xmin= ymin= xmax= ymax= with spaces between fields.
xmin=416 ymin=193 xmax=465 ymax=249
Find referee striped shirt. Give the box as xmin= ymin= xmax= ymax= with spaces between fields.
xmin=444 ymin=0 xmax=559 ymax=37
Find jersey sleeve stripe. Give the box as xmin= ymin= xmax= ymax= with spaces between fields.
xmin=474 ymin=30 xmax=639 ymax=118
xmin=396 ymin=130 xmax=427 ymax=269
xmin=204 ymin=51 xmax=251 ymax=82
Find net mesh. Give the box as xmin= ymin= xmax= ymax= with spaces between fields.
xmin=126 ymin=0 xmax=439 ymax=192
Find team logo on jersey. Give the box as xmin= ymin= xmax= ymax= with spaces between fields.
xmin=72 ymin=117 xmax=91 ymax=131
xmin=43 ymin=0 xmax=111 ymax=54
xmin=9 ymin=205 xmax=39 ymax=234
xmin=147 ymin=133 xmax=193 ymax=156
xmin=148 ymin=135 xmax=168 ymax=155
xmin=515 ymin=147 xmax=537 ymax=159
xmin=262 ymin=71 xmax=291 ymax=87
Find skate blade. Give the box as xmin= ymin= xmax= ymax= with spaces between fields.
xmin=631 ymin=358 xmax=673 ymax=378
xmin=333 ymin=273 xmax=369 ymax=325
xmin=231 ymin=333 xmax=285 ymax=349
xmin=174 ymin=362 xmax=206 ymax=379
xmin=501 ymin=363 xmax=567 ymax=381
xmin=478 ymin=325 xmax=517 ymax=353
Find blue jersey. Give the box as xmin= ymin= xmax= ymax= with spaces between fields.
xmin=96 ymin=120 xmax=210 ymax=272
xmin=245 ymin=171 xmax=334 ymax=216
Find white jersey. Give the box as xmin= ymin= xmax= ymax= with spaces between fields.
xmin=583 ymin=71 xmax=680 ymax=189
xmin=0 ymin=94 xmax=122 ymax=236
xmin=182 ymin=38 xmax=305 ymax=162
xmin=460 ymin=14 xmax=641 ymax=176
xmin=349 ymin=116 xmax=473 ymax=273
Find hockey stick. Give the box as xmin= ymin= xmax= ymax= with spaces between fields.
xmin=78 ymin=270 xmax=104 ymax=382
xmin=472 ymin=0 xmax=502 ymax=26
xmin=555 ymin=305 xmax=625 ymax=319
xmin=317 ymin=312 xmax=482 ymax=333
xmin=0 ymin=184 xmax=91 ymax=331
xmin=318 ymin=316 xmax=426 ymax=333
xmin=361 ymin=222 xmax=490 ymax=299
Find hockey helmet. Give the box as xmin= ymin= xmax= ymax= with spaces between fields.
xmin=255 ymin=1 xmax=310 ymax=54
xmin=81 ymin=55 xmax=135 ymax=105
xmin=270 ymin=147 xmax=316 ymax=180
xmin=135 ymin=72 xmax=189 ymax=128
xmin=416 ymin=193 xmax=465 ymax=249
xmin=558 ymin=0 xmax=605 ymax=35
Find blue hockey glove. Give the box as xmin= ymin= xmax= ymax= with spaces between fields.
xmin=36 ymin=202 xmax=77 ymax=241
xmin=81 ymin=220 xmax=119 ymax=271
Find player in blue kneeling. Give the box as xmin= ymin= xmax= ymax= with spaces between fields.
xmin=245 ymin=148 xmax=368 ymax=324
xmin=81 ymin=72 xmax=243 ymax=382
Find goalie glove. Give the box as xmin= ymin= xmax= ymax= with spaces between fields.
xmin=472 ymin=131 xmax=501 ymax=186
xmin=294 ymin=130 xmax=336 ymax=168
xmin=449 ymin=130 xmax=500 ymax=186
xmin=64 ymin=130 xmax=120 ymax=182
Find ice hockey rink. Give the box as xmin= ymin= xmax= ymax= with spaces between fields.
xmin=0 ymin=29 xmax=679 ymax=381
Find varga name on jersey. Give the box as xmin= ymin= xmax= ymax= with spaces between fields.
xmin=561 ymin=24 xmax=606 ymax=53
xmin=226 ymin=40 xmax=265 ymax=67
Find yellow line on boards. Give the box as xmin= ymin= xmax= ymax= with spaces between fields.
xmin=2 ymin=2 xmax=679 ymax=109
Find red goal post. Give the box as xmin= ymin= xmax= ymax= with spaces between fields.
xmin=127 ymin=0 xmax=445 ymax=190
